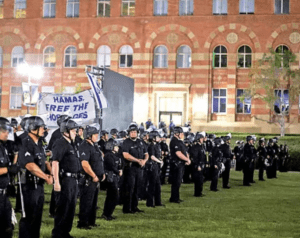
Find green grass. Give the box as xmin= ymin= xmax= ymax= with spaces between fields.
xmin=12 ymin=170 xmax=300 ymax=238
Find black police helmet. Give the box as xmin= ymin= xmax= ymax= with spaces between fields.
xmin=105 ymin=138 xmax=118 ymax=151
xmin=110 ymin=128 xmax=118 ymax=135
xmin=149 ymin=131 xmax=159 ymax=142
xmin=173 ymin=126 xmax=183 ymax=134
xmin=57 ymin=114 xmax=71 ymax=127
xmin=60 ymin=119 xmax=79 ymax=133
xmin=20 ymin=117 xmax=30 ymax=131
xmin=223 ymin=136 xmax=231 ymax=142
xmin=26 ymin=116 xmax=46 ymax=132
xmin=214 ymin=137 xmax=222 ymax=146
xmin=127 ymin=124 xmax=139 ymax=133
xmin=195 ymin=132 xmax=204 ymax=142
xmin=11 ymin=118 xmax=18 ymax=128
xmin=183 ymin=138 xmax=190 ymax=145
xmin=140 ymin=131 xmax=148 ymax=139
xmin=268 ymin=139 xmax=274 ymax=144
xmin=0 ymin=117 xmax=12 ymax=132
xmin=246 ymin=135 xmax=253 ymax=142
xmin=84 ymin=124 xmax=100 ymax=139
xmin=118 ymin=130 xmax=127 ymax=138
xmin=100 ymin=130 xmax=109 ymax=137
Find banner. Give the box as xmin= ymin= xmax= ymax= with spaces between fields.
xmin=38 ymin=90 xmax=96 ymax=127
xmin=86 ymin=72 xmax=108 ymax=109
xmin=22 ymin=83 xmax=39 ymax=107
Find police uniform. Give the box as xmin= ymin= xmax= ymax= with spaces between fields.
xmin=266 ymin=144 xmax=275 ymax=179
xmin=169 ymin=136 xmax=187 ymax=202
xmin=160 ymin=140 xmax=169 ymax=184
xmin=249 ymin=144 xmax=257 ymax=183
xmin=103 ymin=150 xmax=121 ymax=219
xmin=220 ymin=141 xmax=233 ymax=188
xmin=233 ymin=144 xmax=244 ymax=171
xmin=140 ymin=139 xmax=149 ymax=200
xmin=257 ymin=144 xmax=267 ymax=181
xmin=52 ymin=137 xmax=80 ymax=238
xmin=210 ymin=144 xmax=222 ymax=191
xmin=75 ymin=135 xmax=83 ymax=148
xmin=122 ymin=137 xmax=147 ymax=213
xmin=18 ymin=136 xmax=47 ymax=238
xmin=0 ymin=141 xmax=15 ymax=238
xmin=146 ymin=142 xmax=162 ymax=207
xmin=243 ymin=142 xmax=255 ymax=186
xmin=98 ymin=138 xmax=107 ymax=153
xmin=272 ymin=142 xmax=280 ymax=178
xmin=190 ymin=142 xmax=206 ymax=196
xmin=78 ymin=140 xmax=104 ymax=228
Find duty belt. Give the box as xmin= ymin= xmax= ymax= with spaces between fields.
xmin=61 ymin=172 xmax=78 ymax=179
xmin=0 ymin=188 xmax=7 ymax=195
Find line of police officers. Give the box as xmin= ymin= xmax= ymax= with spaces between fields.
xmin=0 ymin=115 xmax=290 ymax=237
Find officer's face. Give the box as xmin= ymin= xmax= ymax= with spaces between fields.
xmin=38 ymin=127 xmax=45 ymax=137
xmin=130 ymin=130 xmax=137 ymax=139
xmin=0 ymin=129 xmax=9 ymax=141
xmin=200 ymin=138 xmax=204 ymax=143
xmin=113 ymin=145 xmax=119 ymax=153
xmin=78 ymin=128 xmax=83 ymax=137
xmin=91 ymin=133 xmax=99 ymax=143
xmin=69 ymin=129 xmax=77 ymax=140
xmin=179 ymin=133 xmax=184 ymax=140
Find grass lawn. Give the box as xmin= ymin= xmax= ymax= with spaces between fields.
xmin=11 ymin=170 xmax=300 ymax=238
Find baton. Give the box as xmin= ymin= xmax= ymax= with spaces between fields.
xmin=17 ymin=172 xmax=26 ymax=218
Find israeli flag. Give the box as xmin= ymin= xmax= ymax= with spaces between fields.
xmin=86 ymin=72 xmax=108 ymax=109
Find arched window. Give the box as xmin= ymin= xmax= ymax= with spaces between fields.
xmin=11 ymin=46 xmax=24 ymax=67
xmin=213 ymin=45 xmax=227 ymax=68
xmin=97 ymin=45 xmax=111 ymax=68
xmin=237 ymin=45 xmax=252 ymax=68
xmin=154 ymin=45 xmax=168 ymax=68
xmin=119 ymin=45 xmax=133 ymax=68
xmin=43 ymin=46 xmax=56 ymax=68
xmin=64 ymin=46 xmax=77 ymax=68
xmin=0 ymin=47 xmax=3 ymax=68
xmin=275 ymin=45 xmax=289 ymax=68
xmin=177 ymin=45 xmax=191 ymax=68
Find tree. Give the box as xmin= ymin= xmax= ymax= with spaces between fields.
xmin=247 ymin=48 xmax=300 ymax=137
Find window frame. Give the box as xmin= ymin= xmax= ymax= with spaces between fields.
xmin=153 ymin=0 xmax=168 ymax=16
xmin=66 ymin=0 xmax=79 ymax=18
xmin=212 ymin=88 xmax=227 ymax=114
xmin=213 ymin=45 xmax=227 ymax=68
xmin=10 ymin=86 xmax=23 ymax=110
xmin=14 ymin=0 xmax=27 ymax=18
xmin=11 ymin=46 xmax=24 ymax=68
xmin=153 ymin=45 xmax=168 ymax=68
xmin=97 ymin=0 xmax=110 ymax=17
xmin=179 ymin=0 xmax=194 ymax=16
xmin=119 ymin=45 xmax=133 ymax=68
xmin=0 ymin=46 xmax=2 ymax=68
xmin=236 ymin=89 xmax=252 ymax=114
xmin=239 ymin=0 xmax=255 ymax=14
xmin=64 ymin=45 xmax=77 ymax=68
xmin=43 ymin=0 xmax=56 ymax=18
xmin=43 ymin=46 xmax=56 ymax=68
xmin=213 ymin=0 xmax=227 ymax=15
xmin=275 ymin=44 xmax=290 ymax=68
xmin=97 ymin=45 xmax=111 ymax=68
xmin=237 ymin=45 xmax=252 ymax=68
xmin=121 ymin=0 xmax=135 ymax=16
xmin=274 ymin=0 xmax=289 ymax=14
xmin=274 ymin=89 xmax=289 ymax=114
xmin=177 ymin=45 xmax=192 ymax=68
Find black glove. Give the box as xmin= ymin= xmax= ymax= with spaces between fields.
xmin=7 ymin=164 xmax=19 ymax=175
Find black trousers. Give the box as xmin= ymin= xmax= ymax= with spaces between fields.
xmin=193 ymin=168 xmax=204 ymax=196
xmin=258 ymin=162 xmax=265 ymax=180
xmin=15 ymin=184 xmax=21 ymax=211
xmin=160 ymin=157 xmax=169 ymax=185
xmin=123 ymin=166 xmax=142 ymax=212
xmin=147 ymin=164 xmax=162 ymax=206
xmin=210 ymin=168 xmax=219 ymax=191
xmin=139 ymin=168 xmax=148 ymax=200
xmin=19 ymin=184 xmax=44 ymax=238
xmin=249 ymin=161 xmax=255 ymax=182
xmin=79 ymin=181 xmax=98 ymax=226
xmin=118 ymin=175 xmax=125 ymax=205
xmin=266 ymin=166 xmax=272 ymax=179
xmin=271 ymin=160 xmax=277 ymax=178
xmin=183 ymin=164 xmax=192 ymax=183
xmin=222 ymin=160 xmax=231 ymax=188
xmin=243 ymin=164 xmax=251 ymax=185
xmin=0 ymin=193 xmax=13 ymax=238
xmin=49 ymin=188 xmax=56 ymax=216
xmin=52 ymin=177 xmax=78 ymax=238
xmin=170 ymin=163 xmax=185 ymax=202
xmin=103 ymin=177 xmax=119 ymax=217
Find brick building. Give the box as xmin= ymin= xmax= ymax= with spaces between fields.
xmin=0 ymin=0 xmax=300 ymax=133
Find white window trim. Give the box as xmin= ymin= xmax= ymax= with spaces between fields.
xmin=240 ymin=0 xmax=255 ymax=14
xmin=236 ymin=89 xmax=252 ymax=114
xmin=212 ymin=88 xmax=227 ymax=114
xmin=177 ymin=45 xmax=191 ymax=68
xmin=9 ymin=86 xmax=22 ymax=110
xmin=43 ymin=0 xmax=56 ymax=18
xmin=119 ymin=46 xmax=133 ymax=68
xmin=121 ymin=0 xmax=135 ymax=16
xmin=97 ymin=45 xmax=111 ymax=68
xmin=179 ymin=0 xmax=193 ymax=16
xmin=97 ymin=0 xmax=110 ymax=17
xmin=64 ymin=45 xmax=77 ymax=68
xmin=154 ymin=46 xmax=168 ymax=68
xmin=43 ymin=46 xmax=56 ymax=68
xmin=11 ymin=46 xmax=24 ymax=68
xmin=214 ymin=45 xmax=227 ymax=68
xmin=66 ymin=0 xmax=79 ymax=18
xmin=237 ymin=45 xmax=252 ymax=69
xmin=153 ymin=0 xmax=168 ymax=16
xmin=213 ymin=0 xmax=227 ymax=15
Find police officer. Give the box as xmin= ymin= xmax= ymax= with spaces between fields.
xmin=243 ymin=136 xmax=255 ymax=186
xmin=122 ymin=124 xmax=148 ymax=213
xmin=169 ymin=127 xmax=191 ymax=203
xmin=145 ymin=118 xmax=152 ymax=130
xmin=234 ymin=141 xmax=244 ymax=171
xmin=220 ymin=136 xmax=234 ymax=189
xmin=160 ymin=135 xmax=169 ymax=185
xmin=257 ymin=138 xmax=267 ymax=181
xmin=75 ymin=125 xmax=84 ymax=147
xmin=210 ymin=137 xmax=222 ymax=192
xmin=272 ymin=137 xmax=280 ymax=178
xmin=77 ymin=123 xmax=105 ymax=229
xmin=18 ymin=116 xmax=53 ymax=238
xmin=146 ymin=131 xmax=164 ymax=207
xmin=52 ymin=119 xmax=80 ymax=238
xmin=102 ymin=139 xmax=123 ymax=220
xmin=0 ymin=117 xmax=19 ymax=238
xmin=110 ymin=128 xmax=119 ymax=140
xmin=249 ymin=135 xmax=257 ymax=183
xmin=266 ymin=139 xmax=275 ymax=179
xmin=139 ymin=131 xmax=149 ymax=200
xmin=98 ymin=130 xmax=109 ymax=153
xmin=190 ymin=132 xmax=206 ymax=197
xmin=117 ymin=130 xmax=127 ymax=205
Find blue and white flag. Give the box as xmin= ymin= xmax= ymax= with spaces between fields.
xmin=86 ymin=72 xmax=108 ymax=109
